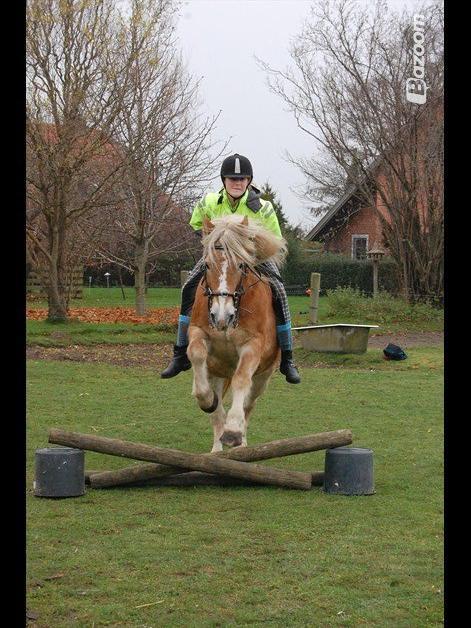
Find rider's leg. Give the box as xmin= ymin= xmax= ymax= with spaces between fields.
xmin=256 ymin=261 xmax=301 ymax=384
xmin=161 ymin=259 xmax=206 ymax=379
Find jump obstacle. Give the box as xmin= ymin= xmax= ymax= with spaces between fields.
xmin=45 ymin=428 xmax=354 ymax=492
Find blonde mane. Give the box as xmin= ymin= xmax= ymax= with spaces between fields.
xmin=202 ymin=215 xmax=287 ymax=271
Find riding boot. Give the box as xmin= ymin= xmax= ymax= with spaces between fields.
xmin=161 ymin=344 xmax=192 ymax=379
xmin=280 ymin=349 xmax=301 ymax=384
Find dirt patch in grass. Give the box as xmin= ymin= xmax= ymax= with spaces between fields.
xmin=26 ymin=332 xmax=443 ymax=370
xmin=27 ymin=343 xmax=173 ymax=370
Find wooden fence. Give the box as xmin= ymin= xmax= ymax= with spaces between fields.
xmin=26 ymin=266 xmax=84 ymax=299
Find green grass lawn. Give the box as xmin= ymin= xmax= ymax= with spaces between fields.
xmin=27 ymin=320 xmax=177 ymax=347
xmin=27 ymin=287 xmax=182 ymax=309
xmin=27 ymin=349 xmax=444 ymax=626
xmin=27 ymin=289 xmax=443 ymax=347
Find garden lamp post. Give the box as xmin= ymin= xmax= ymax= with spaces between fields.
xmin=104 ymin=272 xmax=111 ymax=289
xmin=367 ymin=248 xmax=385 ymax=297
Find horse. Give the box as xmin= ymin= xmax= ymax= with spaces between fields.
xmin=187 ymin=214 xmax=287 ymax=453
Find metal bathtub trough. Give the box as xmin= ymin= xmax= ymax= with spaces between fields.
xmin=292 ymin=323 xmax=379 ymax=354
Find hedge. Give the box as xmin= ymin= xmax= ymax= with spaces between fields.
xmin=280 ymin=254 xmax=400 ymax=296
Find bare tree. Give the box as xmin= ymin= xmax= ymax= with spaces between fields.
xmin=258 ymin=0 xmax=444 ymax=303
xmin=97 ymin=0 xmax=227 ymax=315
xmin=26 ymin=0 xmax=139 ymax=320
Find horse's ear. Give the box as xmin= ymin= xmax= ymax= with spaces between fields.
xmin=241 ymin=215 xmax=249 ymax=227
xmin=202 ymin=216 xmax=215 ymax=235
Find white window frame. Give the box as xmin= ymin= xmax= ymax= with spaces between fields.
xmin=351 ymin=234 xmax=369 ymax=260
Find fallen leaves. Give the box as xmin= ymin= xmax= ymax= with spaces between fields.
xmin=27 ymin=307 xmax=180 ymax=325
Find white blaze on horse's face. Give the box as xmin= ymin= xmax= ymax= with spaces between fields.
xmin=210 ymin=256 xmax=237 ymax=331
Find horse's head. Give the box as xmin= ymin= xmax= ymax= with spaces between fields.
xmin=202 ymin=216 xmax=248 ymax=331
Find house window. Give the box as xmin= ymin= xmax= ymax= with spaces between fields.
xmin=352 ymin=235 xmax=368 ymax=260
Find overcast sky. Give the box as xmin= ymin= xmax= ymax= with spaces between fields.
xmin=176 ymin=0 xmax=419 ymax=230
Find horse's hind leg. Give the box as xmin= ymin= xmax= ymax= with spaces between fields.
xmin=208 ymin=376 xmax=227 ymax=453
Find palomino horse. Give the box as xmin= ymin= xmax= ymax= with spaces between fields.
xmin=187 ymin=214 xmax=287 ymax=452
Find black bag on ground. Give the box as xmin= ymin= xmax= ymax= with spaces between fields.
xmin=383 ymin=343 xmax=407 ymax=360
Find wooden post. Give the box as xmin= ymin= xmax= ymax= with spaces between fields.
xmin=84 ymin=429 xmax=352 ymax=488
xmin=367 ymin=249 xmax=384 ymax=298
xmin=48 ymin=429 xmax=313 ymax=490
xmin=309 ymin=273 xmax=321 ymax=324
xmin=372 ymin=259 xmax=379 ymax=298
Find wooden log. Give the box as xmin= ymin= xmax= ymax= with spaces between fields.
xmin=153 ymin=470 xmax=326 ymax=488
xmin=85 ymin=470 xmax=101 ymax=485
xmin=86 ymin=429 xmax=351 ymax=488
xmin=150 ymin=472 xmax=256 ymax=487
xmin=85 ymin=469 xmax=325 ymax=488
xmin=88 ymin=471 xmax=259 ymax=488
xmin=48 ymin=429 xmax=313 ymax=490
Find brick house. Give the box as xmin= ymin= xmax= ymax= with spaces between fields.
xmin=305 ymin=103 xmax=442 ymax=261
xmin=305 ymin=180 xmax=389 ymax=260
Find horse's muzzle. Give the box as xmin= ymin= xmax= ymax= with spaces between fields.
xmin=214 ymin=313 xmax=236 ymax=331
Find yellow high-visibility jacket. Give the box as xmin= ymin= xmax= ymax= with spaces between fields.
xmin=189 ymin=185 xmax=282 ymax=238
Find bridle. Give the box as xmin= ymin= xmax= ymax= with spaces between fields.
xmin=201 ymin=245 xmax=262 ymax=328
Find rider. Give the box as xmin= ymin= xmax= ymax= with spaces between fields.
xmin=161 ymin=153 xmax=301 ymax=384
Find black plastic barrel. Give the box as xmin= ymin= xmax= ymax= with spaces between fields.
xmin=323 ymin=447 xmax=375 ymax=495
xmin=34 ymin=447 xmax=85 ymax=498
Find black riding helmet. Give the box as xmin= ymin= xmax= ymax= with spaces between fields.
xmin=220 ymin=153 xmax=253 ymax=182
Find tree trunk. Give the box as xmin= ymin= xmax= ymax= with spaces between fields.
xmin=44 ymin=209 xmax=69 ymax=322
xmin=47 ymin=287 xmax=68 ymax=322
xmin=134 ymin=243 xmax=148 ymax=316
xmin=46 ymin=249 xmax=68 ymax=322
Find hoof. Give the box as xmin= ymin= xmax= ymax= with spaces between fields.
xmin=201 ymin=392 xmax=219 ymax=414
xmin=220 ymin=430 xmax=243 ymax=448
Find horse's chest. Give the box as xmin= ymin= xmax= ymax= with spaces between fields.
xmin=207 ymin=333 xmax=241 ymax=373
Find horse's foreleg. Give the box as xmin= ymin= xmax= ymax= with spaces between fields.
xmin=187 ymin=331 xmax=217 ymax=412
xmin=207 ymin=376 xmax=227 ymax=453
xmin=221 ymin=342 xmax=262 ymax=448
xmin=242 ymin=369 xmax=274 ymax=444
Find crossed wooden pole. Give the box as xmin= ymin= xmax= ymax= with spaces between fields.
xmin=48 ymin=428 xmax=353 ymax=491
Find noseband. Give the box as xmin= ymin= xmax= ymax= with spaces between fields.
xmin=202 ymin=245 xmax=247 ymax=328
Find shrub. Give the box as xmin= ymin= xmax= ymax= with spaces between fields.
xmin=325 ymin=287 xmax=444 ymax=324
xmin=281 ymin=253 xmax=400 ymax=295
